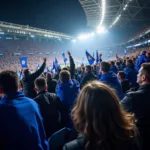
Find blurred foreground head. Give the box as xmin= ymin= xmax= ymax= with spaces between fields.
xmin=72 ymin=81 xmax=136 ymax=150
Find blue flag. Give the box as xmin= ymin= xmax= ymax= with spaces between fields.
xmin=124 ymin=49 xmax=127 ymax=55
xmin=54 ymin=58 xmax=61 ymax=71
xmin=20 ymin=57 xmax=27 ymax=68
xmin=85 ymin=51 xmax=95 ymax=65
xmin=62 ymin=52 xmax=67 ymax=64
xmin=52 ymin=61 xmax=56 ymax=71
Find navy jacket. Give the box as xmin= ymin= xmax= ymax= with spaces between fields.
xmin=47 ymin=78 xmax=57 ymax=93
xmin=135 ymin=54 xmax=148 ymax=71
xmin=0 ymin=91 xmax=48 ymax=150
xmin=99 ymin=71 xmax=124 ymax=99
xmin=110 ymin=65 xmax=119 ymax=74
xmin=34 ymin=91 xmax=67 ymax=138
xmin=22 ymin=62 xmax=46 ymax=98
xmin=80 ymin=71 xmax=97 ymax=89
xmin=56 ymin=79 xmax=80 ymax=112
xmin=124 ymin=66 xmax=138 ymax=87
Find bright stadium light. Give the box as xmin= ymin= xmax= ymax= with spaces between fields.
xmin=90 ymin=32 xmax=95 ymax=37
xmin=99 ymin=0 xmax=106 ymax=26
xmin=71 ymin=39 xmax=77 ymax=43
xmin=123 ymin=7 xmax=126 ymax=10
xmin=78 ymin=33 xmax=91 ymax=40
xmin=112 ymin=15 xmax=121 ymax=25
xmin=97 ymin=26 xmax=107 ymax=33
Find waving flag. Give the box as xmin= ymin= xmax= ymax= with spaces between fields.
xmin=62 ymin=52 xmax=67 ymax=64
xmin=52 ymin=61 xmax=56 ymax=71
xmin=85 ymin=51 xmax=95 ymax=65
xmin=54 ymin=58 xmax=61 ymax=71
xmin=19 ymin=57 xmax=27 ymax=68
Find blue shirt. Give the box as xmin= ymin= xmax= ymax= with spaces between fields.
xmin=0 ymin=91 xmax=48 ymax=150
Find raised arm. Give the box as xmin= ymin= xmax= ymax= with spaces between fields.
xmin=68 ymin=51 xmax=75 ymax=79
xmin=31 ymin=58 xmax=46 ymax=80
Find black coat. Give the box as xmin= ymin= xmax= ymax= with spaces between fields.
xmin=63 ymin=134 xmax=142 ymax=150
xmin=47 ymin=78 xmax=57 ymax=93
xmin=121 ymin=79 xmax=130 ymax=93
xmin=121 ymin=84 xmax=150 ymax=150
xmin=34 ymin=91 xmax=68 ymax=138
xmin=21 ymin=62 xmax=46 ymax=98
xmin=69 ymin=56 xmax=75 ymax=79
xmin=80 ymin=71 xmax=97 ymax=89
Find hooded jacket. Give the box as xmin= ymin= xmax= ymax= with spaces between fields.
xmin=56 ymin=79 xmax=80 ymax=112
xmin=110 ymin=65 xmax=119 ymax=74
xmin=135 ymin=54 xmax=148 ymax=71
xmin=124 ymin=66 xmax=138 ymax=87
xmin=0 ymin=91 xmax=48 ymax=150
xmin=99 ymin=71 xmax=124 ymax=99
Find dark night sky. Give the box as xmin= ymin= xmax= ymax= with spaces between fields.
xmin=0 ymin=0 xmax=88 ymax=35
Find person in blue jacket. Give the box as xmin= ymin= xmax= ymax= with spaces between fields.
xmin=99 ymin=61 xmax=124 ymax=99
xmin=110 ymin=61 xmax=119 ymax=74
xmin=136 ymin=51 xmax=148 ymax=71
xmin=56 ymin=70 xmax=80 ymax=126
xmin=0 ymin=71 xmax=48 ymax=150
xmin=124 ymin=59 xmax=138 ymax=87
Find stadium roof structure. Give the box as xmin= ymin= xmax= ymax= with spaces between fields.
xmin=0 ymin=21 xmax=74 ymax=40
xmin=79 ymin=0 xmax=150 ymax=29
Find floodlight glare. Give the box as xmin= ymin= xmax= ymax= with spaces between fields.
xmin=97 ymin=26 xmax=106 ymax=33
xmin=99 ymin=0 xmax=106 ymax=26
xmin=90 ymin=32 xmax=95 ymax=37
xmin=71 ymin=39 xmax=77 ymax=43
xmin=78 ymin=34 xmax=90 ymax=40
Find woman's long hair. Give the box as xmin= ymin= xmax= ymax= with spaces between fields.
xmin=72 ymin=81 xmax=136 ymax=150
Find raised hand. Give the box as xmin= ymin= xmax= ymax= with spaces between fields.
xmin=67 ymin=51 xmax=71 ymax=56
xmin=43 ymin=57 xmax=47 ymax=62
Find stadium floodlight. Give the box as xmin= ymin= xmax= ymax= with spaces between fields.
xmin=125 ymin=4 xmax=128 ymax=8
xmin=97 ymin=26 xmax=106 ymax=33
xmin=99 ymin=0 xmax=106 ymax=27
xmin=71 ymin=39 xmax=77 ymax=43
xmin=112 ymin=15 xmax=121 ymax=25
xmin=90 ymin=32 xmax=95 ymax=37
xmin=123 ymin=7 xmax=126 ymax=10
xmin=78 ymin=33 xmax=91 ymax=40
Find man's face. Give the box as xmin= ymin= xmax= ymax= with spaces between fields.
xmin=137 ymin=68 xmax=144 ymax=85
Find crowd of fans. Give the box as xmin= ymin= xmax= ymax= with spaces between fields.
xmin=1 ymin=44 xmax=150 ymax=150
xmin=0 ymin=39 xmax=68 ymax=71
